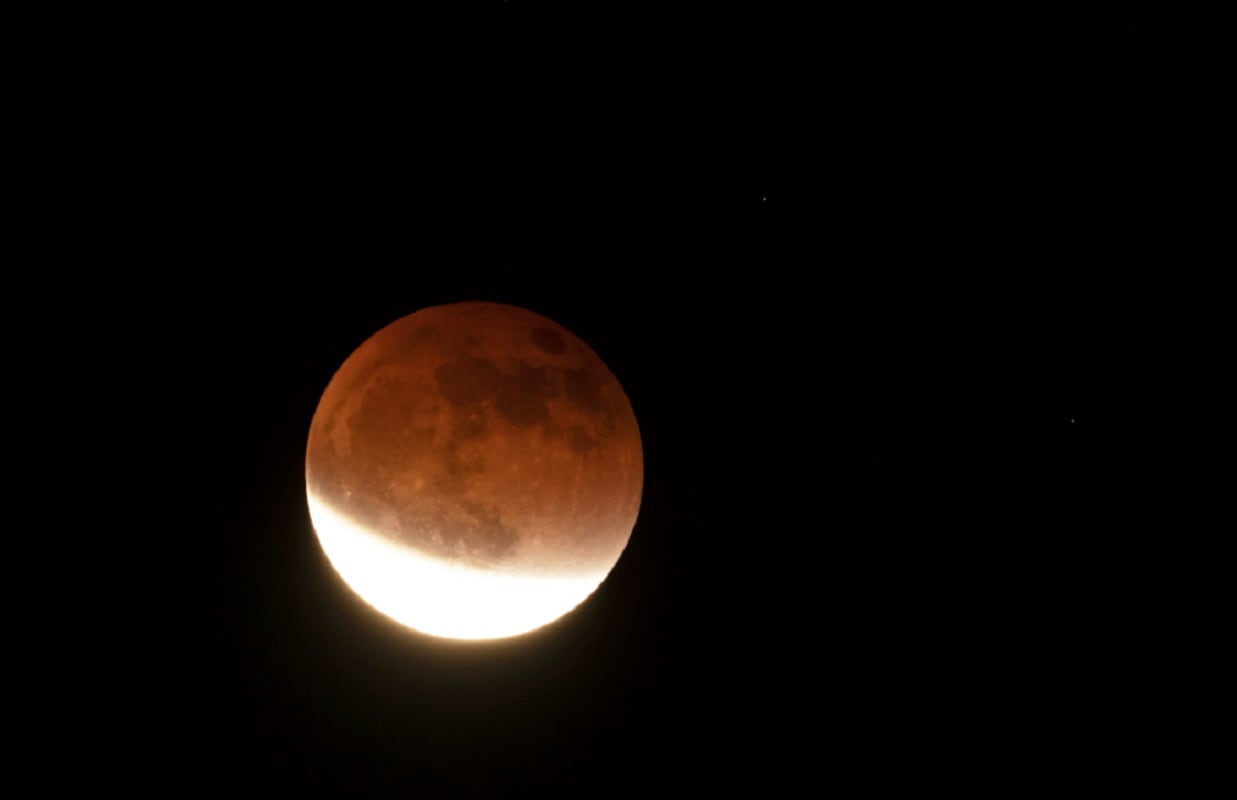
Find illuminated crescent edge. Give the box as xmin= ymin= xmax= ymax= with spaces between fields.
xmin=306 ymin=491 xmax=610 ymax=640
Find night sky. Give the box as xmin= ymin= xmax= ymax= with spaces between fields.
xmin=87 ymin=5 xmax=1179 ymax=795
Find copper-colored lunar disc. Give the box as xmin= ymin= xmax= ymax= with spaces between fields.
xmin=305 ymin=302 xmax=643 ymax=640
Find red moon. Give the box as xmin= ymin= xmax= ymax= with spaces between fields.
xmin=305 ymin=302 xmax=643 ymax=639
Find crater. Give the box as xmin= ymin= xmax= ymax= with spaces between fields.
xmin=531 ymin=326 xmax=567 ymax=354
xmin=567 ymin=425 xmax=597 ymax=453
xmin=451 ymin=410 xmax=488 ymax=441
xmin=396 ymin=498 xmax=520 ymax=565
xmin=435 ymin=358 xmax=500 ymax=406
xmin=496 ymin=362 xmax=553 ymax=428
xmin=561 ymin=366 xmax=603 ymax=410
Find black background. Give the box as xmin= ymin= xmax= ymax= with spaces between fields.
xmin=70 ymin=4 xmax=1188 ymax=795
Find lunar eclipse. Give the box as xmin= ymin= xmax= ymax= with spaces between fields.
xmin=305 ymin=302 xmax=644 ymax=640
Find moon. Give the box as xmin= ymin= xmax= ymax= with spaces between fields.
xmin=305 ymin=302 xmax=643 ymax=640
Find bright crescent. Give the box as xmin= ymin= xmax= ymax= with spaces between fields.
xmin=305 ymin=302 xmax=643 ymax=640
xmin=306 ymin=493 xmax=609 ymax=639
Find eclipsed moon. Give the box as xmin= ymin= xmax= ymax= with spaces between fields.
xmin=305 ymin=302 xmax=643 ymax=640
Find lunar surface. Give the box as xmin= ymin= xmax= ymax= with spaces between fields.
xmin=305 ymin=302 xmax=643 ymax=639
